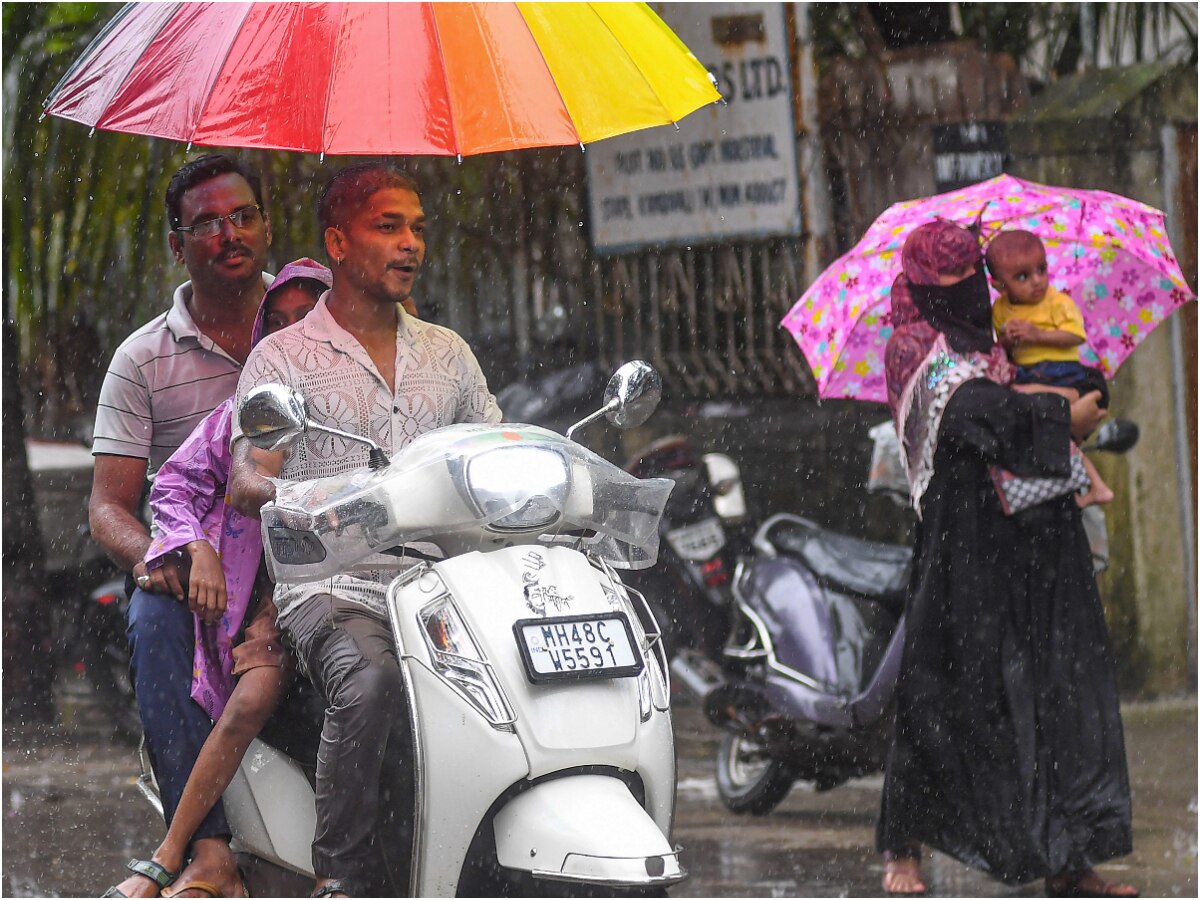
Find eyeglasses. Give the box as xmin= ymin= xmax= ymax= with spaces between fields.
xmin=175 ymin=205 xmax=263 ymax=240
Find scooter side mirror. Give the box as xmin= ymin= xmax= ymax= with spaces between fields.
xmin=239 ymin=383 xmax=392 ymax=469
xmin=603 ymin=361 xmax=662 ymax=430
xmin=239 ymin=384 xmax=308 ymax=452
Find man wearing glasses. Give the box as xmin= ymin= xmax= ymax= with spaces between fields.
xmin=90 ymin=154 xmax=271 ymax=898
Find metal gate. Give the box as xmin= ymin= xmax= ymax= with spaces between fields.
xmin=583 ymin=242 xmax=814 ymax=397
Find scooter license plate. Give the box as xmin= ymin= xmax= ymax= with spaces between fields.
xmin=513 ymin=613 xmax=644 ymax=683
xmin=666 ymin=517 xmax=726 ymax=561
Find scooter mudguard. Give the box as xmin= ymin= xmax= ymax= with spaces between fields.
xmin=493 ymin=775 xmax=685 ymax=887
xmin=223 ymin=739 xmax=317 ymax=876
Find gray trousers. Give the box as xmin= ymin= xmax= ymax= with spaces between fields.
xmin=283 ymin=594 xmax=408 ymax=885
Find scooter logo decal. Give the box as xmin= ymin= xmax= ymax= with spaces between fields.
xmin=521 ymin=550 xmax=573 ymax=615
xmin=601 ymin=582 xmax=624 ymax=610
xmin=521 ymin=551 xmax=547 ymax=573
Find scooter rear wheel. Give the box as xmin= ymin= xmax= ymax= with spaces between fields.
xmin=715 ymin=731 xmax=794 ymax=815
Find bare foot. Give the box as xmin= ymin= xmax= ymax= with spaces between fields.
xmin=1076 ymin=482 xmax=1115 ymax=508
xmin=1047 ymin=867 xmax=1139 ymax=897
xmin=882 ymin=855 xmax=927 ymax=895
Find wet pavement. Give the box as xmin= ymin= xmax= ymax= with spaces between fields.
xmin=670 ymin=699 xmax=1197 ymax=897
xmin=3 ymin=672 xmax=1196 ymax=897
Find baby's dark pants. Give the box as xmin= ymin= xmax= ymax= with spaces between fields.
xmin=1014 ymin=361 xmax=1110 ymax=409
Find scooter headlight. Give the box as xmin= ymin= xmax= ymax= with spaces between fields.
xmin=419 ymin=596 xmax=514 ymax=728
xmin=466 ymin=446 xmax=570 ymax=532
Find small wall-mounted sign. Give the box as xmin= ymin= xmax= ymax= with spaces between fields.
xmin=933 ymin=122 xmax=1008 ymax=192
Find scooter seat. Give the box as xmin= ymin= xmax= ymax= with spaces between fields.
xmin=757 ymin=514 xmax=912 ymax=604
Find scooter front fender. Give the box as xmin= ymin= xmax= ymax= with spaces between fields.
xmin=493 ymin=774 xmax=685 ymax=887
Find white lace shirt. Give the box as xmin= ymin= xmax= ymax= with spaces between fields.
xmin=232 ymin=294 xmax=501 ymax=621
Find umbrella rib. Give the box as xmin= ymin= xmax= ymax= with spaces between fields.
xmin=583 ymin=3 xmax=678 ymax=127
xmin=510 ymin=7 xmax=581 ymax=145
xmin=318 ymin=3 xmax=353 ymax=156
xmin=427 ymin=4 xmax=463 ymax=157
xmin=192 ymin=2 xmax=257 ymax=146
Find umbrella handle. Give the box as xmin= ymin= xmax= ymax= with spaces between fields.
xmin=969 ymin=202 xmax=991 ymax=241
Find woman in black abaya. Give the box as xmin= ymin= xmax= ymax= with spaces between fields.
xmin=875 ymin=221 xmax=1136 ymax=897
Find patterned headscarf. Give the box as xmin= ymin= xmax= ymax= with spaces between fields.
xmin=900 ymin=218 xmax=980 ymax=286
xmin=884 ymin=221 xmax=1009 ymax=413
xmin=882 ymin=221 xmax=1014 ymax=513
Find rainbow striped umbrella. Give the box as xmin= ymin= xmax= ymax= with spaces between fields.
xmin=44 ymin=2 xmax=720 ymax=157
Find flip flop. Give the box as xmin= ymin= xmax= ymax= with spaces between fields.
xmin=162 ymin=869 xmax=252 ymax=899
xmin=161 ymin=882 xmax=221 ymax=899
xmin=101 ymin=858 xmax=178 ymax=898
xmin=311 ymin=879 xmax=352 ymax=898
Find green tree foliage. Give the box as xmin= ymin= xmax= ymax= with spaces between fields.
xmin=5 ymin=3 xmax=185 ymax=433
xmin=811 ymin=3 xmax=1197 ymax=80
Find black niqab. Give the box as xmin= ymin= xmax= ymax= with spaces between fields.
xmin=907 ymin=268 xmax=994 ymax=354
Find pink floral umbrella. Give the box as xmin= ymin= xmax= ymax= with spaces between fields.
xmin=781 ymin=174 xmax=1195 ymax=402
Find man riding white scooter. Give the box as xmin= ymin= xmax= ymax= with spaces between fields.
xmin=229 ymin=163 xmax=500 ymax=897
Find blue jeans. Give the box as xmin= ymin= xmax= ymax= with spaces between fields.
xmin=127 ymin=587 xmax=229 ymax=840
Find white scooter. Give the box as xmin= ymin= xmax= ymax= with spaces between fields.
xmin=135 ymin=362 xmax=684 ymax=897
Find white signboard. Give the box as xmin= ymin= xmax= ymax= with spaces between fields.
xmin=586 ymin=2 xmax=801 ymax=253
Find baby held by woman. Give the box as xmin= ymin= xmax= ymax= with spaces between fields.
xmin=986 ymin=229 xmax=1113 ymax=508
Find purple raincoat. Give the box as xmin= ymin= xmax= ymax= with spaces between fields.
xmin=144 ymin=258 xmax=331 ymax=719
xmin=144 ymin=306 xmax=272 ymax=719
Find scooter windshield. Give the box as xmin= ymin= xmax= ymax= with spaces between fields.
xmin=261 ymin=424 xmax=674 ymax=583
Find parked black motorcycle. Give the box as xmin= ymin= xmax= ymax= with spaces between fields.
xmin=79 ymin=576 xmax=141 ymax=738
xmin=622 ymin=435 xmax=747 ymax=660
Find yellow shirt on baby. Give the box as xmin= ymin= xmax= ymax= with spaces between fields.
xmin=992 ymin=286 xmax=1087 ymax=366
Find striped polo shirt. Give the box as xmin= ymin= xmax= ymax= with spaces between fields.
xmin=92 ymin=275 xmax=273 ymax=475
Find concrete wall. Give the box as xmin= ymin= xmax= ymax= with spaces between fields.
xmin=1009 ymin=114 xmax=1197 ymax=695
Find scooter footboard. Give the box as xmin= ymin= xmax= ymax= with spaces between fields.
xmin=493 ymin=775 xmax=685 ymax=887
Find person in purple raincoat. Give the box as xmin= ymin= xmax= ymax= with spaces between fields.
xmin=113 ymin=259 xmax=331 ymax=899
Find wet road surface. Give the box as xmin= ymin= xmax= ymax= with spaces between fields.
xmin=670 ymin=699 xmax=1197 ymax=897
xmin=3 ymin=672 xmax=1195 ymax=897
